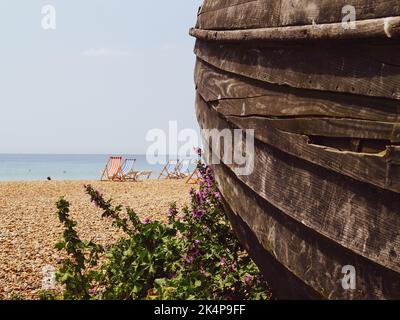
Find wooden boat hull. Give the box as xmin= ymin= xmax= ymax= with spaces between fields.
xmin=191 ymin=0 xmax=400 ymax=299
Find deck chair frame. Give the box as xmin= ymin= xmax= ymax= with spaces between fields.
xmin=158 ymin=159 xmax=181 ymax=180
xmin=186 ymin=168 xmax=201 ymax=184
xmin=176 ymin=159 xmax=195 ymax=179
xmin=135 ymin=170 xmax=152 ymax=181
xmin=100 ymin=156 xmax=123 ymax=181
xmin=118 ymin=158 xmax=137 ymax=181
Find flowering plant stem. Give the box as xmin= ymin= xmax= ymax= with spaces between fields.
xmin=51 ymin=152 xmax=271 ymax=300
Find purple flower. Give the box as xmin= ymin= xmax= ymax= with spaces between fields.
xmin=89 ymin=288 xmax=98 ymax=295
xmin=189 ymin=246 xmax=199 ymax=256
xmin=143 ymin=218 xmax=151 ymax=225
xmin=195 ymin=190 xmax=205 ymax=204
xmin=193 ymin=210 xmax=204 ymax=219
xmin=220 ymin=258 xmax=226 ymax=266
xmin=92 ymin=198 xmax=101 ymax=208
xmin=194 ymin=240 xmax=201 ymax=245
xmin=214 ymin=192 xmax=222 ymax=200
xmin=244 ymin=276 xmax=252 ymax=284
xmin=229 ymin=263 xmax=236 ymax=273
xmin=168 ymin=207 xmax=178 ymax=218
xmin=202 ymin=175 xmax=213 ymax=189
xmin=183 ymin=256 xmax=193 ymax=264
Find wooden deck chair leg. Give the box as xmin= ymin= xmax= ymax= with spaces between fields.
xmin=186 ymin=169 xmax=199 ymax=185
xmin=131 ymin=172 xmax=139 ymax=182
xmin=168 ymin=160 xmax=181 ymax=179
xmin=158 ymin=164 xmax=169 ymax=179
xmin=100 ymin=159 xmax=111 ymax=181
xmin=113 ymin=162 xmax=124 ymax=182
xmin=174 ymin=160 xmax=182 ymax=179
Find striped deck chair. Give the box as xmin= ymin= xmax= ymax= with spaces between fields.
xmin=119 ymin=158 xmax=137 ymax=181
xmin=158 ymin=159 xmax=181 ymax=180
xmin=100 ymin=156 xmax=123 ymax=181
xmin=176 ymin=159 xmax=194 ymax=179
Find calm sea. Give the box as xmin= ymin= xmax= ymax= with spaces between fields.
xmin=0 ymin=154 xmax=196 ymax=182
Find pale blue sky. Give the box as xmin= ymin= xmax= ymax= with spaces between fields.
xmin=0 ymin=0 xmax=202 ymax=154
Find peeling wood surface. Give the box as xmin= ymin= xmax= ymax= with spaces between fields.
xmin=196 ymin=96 xmax=400 ymax=280
xmin=225 ymin=116 xmax=400 ymax=141
xmin=226 ymin=114 xmax=400 ymax=193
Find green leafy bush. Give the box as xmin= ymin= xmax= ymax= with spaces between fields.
xmin=52 ymin=153 xmax=271 ymax=300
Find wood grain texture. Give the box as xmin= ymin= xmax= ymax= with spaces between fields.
xmin=199 ymin=0 xmax=257 ymax=13
xmin=227 ymin=114 xmax=400 ymax=192
xmin=198 ymin=0 xmax=281 ymax=30
xmin=190 ymin=16 xmax=400 ymax=41
xmin=195 ymin=59 xmax=400 ymax=122
xmin=197 ymin=91 xmax=400 ymax=193
xmin=196 ymin=94 xmax=400 ymax=277
xmin=194 ymin=40 xmax=400 ymax=100
xmin=221 ymin=195 xmax=323 ymax=300
xmin=225 ymin=116 xmax=400 ymax=141
xmin=197 ymin=0 xmax=400 ymax=30
xmin=193 ymin=0 xmax=400 ymax=300
xmin=212 ymin=160 xmax=400 ymax=299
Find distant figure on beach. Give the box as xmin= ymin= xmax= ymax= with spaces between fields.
xmin=47 ymin=177 xmax=52 ymax=181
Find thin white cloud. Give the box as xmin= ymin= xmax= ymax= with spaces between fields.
xmin=81 ymin=48 xmax=132 ymax=57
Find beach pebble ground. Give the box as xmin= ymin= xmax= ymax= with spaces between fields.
xmin=0 ymin=180 xmax=191 ymax=299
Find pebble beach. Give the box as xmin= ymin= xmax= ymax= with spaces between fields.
xmin=0 ymin=180 xmax=191 ymax=300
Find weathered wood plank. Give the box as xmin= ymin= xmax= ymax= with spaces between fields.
xmin=228 ymin=115 xmax=400 ymax=190
xmin=195 ymin=59 xmax=271 ymax=100
xmin=191 ymin=17 xmax=400 ymax=41
xmin=198 ymin=0 xmax=282 ymax=30
xmin=215 ymin=98 xmax=400 ymax=124
xmin=196 ymin=95 xmax=400 ymax=275
xmin=194 ymin=40 xmax=400 ymax=100
xmin=195 ymin=59 xmax=400 ymax=122
xmin=199 ymin=0 xmax=257 ymax=14
xmin=196 ymin=92 xmax=400 ymax=192
xmin=220 ymin=195 xmax=323 ymax=300
xmin=387 ymin=146 xmax=400 ymax=187
xmin=360 ymin=44 xmax=400 ymax=66
xmin=197 ymin=0 xmax=400 ymax=30
xmin=224 ymin=116 xmax=400 ymax=141
xmin=307 ymin=136 xmax=391 ymax=154
xmin=212 ymin=160 xmax=400 ymax=299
